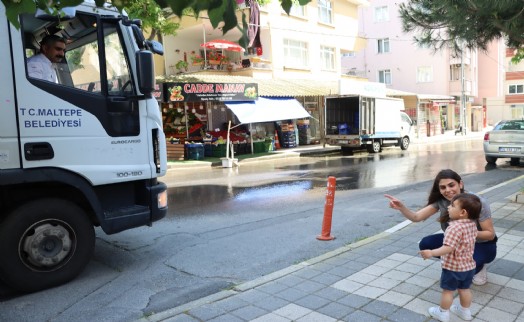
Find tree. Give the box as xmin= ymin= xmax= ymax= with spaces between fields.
xmin=3 ymin=0 xmax=311 ymax=45
xmin=399 ymin=0 xmax=524 ymax=60
xmin=124 ymin=0 xmax=179 ymax=42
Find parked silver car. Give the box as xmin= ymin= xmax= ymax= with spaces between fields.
xmin=483 ymin=119 xmax=524 ymax=165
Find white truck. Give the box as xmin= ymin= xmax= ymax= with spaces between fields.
xmin=325 ymin=95 xmax=413 ymax=154
xmin=0 ymin=3 xmax=168 ymax=292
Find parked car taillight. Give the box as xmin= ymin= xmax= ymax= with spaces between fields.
xmin=484 ymin=132 xmax=490 ymax=141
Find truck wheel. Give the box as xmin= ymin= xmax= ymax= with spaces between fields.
xmin=400 ymin=136 xmax=410 ymax=150
xmin=367 ymin=141 xmax=381 ymax=153
xmin=510 ymin=158 xmax=520 ymax=166
xmin=485 ymin=156 xmax=497 ymax=164
xmin=0 ymin=198 xmax=94 ymax=293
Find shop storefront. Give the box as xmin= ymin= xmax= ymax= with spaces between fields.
xmin=158 ymin=80 xmax=313 ymax=160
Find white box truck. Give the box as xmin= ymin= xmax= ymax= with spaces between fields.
xmin=0 ymin=2 xmax=168 ymax=292
xmin=325 ymin=95 xmax=413 ymax=153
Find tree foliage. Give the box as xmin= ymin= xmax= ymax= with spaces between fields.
xmin=2 ymin=0 xmax=312 ymax=45
xmin=124 ymin=0 xmax=179 ymax=41
xmin=399 ymin=0 xmax=524 ymax=59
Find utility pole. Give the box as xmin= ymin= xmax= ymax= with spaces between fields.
xmin=460 ymin=43 xmax=466 ymax=135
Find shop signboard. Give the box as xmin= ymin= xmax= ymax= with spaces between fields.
xmin=164 ymin=82 xmax=258 ymax=102
xmin=152 ymin=83 xmax=163 ymax=101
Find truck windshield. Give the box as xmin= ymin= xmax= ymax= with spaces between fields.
xmin=66 ymin=24 xmax=133 ymax=96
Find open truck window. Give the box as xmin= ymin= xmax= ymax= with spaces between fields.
xmin=21 ymin=12 xmax=134 ymax=96
xmin=20 ymin=10 xmax=139 ymax=137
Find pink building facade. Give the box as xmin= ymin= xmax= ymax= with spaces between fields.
xmin=343 ymin=0 xmax=508 ymax=132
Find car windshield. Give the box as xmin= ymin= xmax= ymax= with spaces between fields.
xmin=495 ymin=120 xmax=524 ymax=130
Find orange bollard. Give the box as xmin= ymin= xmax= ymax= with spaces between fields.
xmin=317 ymin=176 xmax=336 ymax=241
xmin=274 ymin=130 xmax=281 ymax=150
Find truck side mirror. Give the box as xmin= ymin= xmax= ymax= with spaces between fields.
xmin=136 ymin=50 xmax=154 ymax=96
xmin=146 ymin=40 xmax=164 ymax=55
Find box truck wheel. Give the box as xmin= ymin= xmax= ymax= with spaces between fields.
xmin=400 ymin=136 xmax=410 ymax=150
xmin=367 ymin=141 xmax=381 ymax=153
xmin=0 ymin=198 xmax=95 ymax=292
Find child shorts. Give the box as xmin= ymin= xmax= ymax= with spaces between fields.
xmin=440 ymin=268 xmax=475 ymax=290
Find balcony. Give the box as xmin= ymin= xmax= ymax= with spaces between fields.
xmin=170 ymin=55 xmax=272 ymax=77
xmin=449 ymin=79 xmax=472 ymax=96
xmin=343 ymin=68 xmax=367 ymax=78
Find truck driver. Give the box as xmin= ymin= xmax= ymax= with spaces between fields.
xmin=27 ymin=34 xmax=66 ymax=83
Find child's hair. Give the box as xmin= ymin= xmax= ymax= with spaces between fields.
xmin=450 ymin=193 xmax=481 ymax=220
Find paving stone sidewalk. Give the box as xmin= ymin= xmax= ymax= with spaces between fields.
xmin=141 ymin=175 xmax=524 ymax=322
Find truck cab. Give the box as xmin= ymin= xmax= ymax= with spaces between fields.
xmin=0 ymin=3 xmax=168 ymax=292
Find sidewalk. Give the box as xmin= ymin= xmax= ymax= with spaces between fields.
xmin=167 ymin=129 xmax=487 ymax=170
xmin=142 ymin=177 xmax=524 ymax=320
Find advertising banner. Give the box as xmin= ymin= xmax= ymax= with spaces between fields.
xmin=163 ymin=82 xmax=258 ymax=102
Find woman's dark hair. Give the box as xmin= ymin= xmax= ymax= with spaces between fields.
xmin=450 ymin=193 xmax=481 ymax=220
xmin=427 ymin=169 xmax=464 ymax=205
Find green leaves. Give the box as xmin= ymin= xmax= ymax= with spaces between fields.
xmin=3 ymin=0 xmax=313 ymax=50
xmin=400 ymin=0 xmax=524 ymax=60
xmin=3 ymin=0 xmax=35 ymax=29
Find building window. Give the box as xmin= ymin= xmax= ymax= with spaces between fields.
xmin=284 ymin=39 xmax=309 ymax=68
xmin=374 ymin=6 xmax=388 ymax=22
xmin=320 ymin=46 xmax=335 ymax=71
xmin=511 ymin=105 xmax=524 ymax=119
xmin=342 ymin=52 xmax=355 ymax=58
xmin=377 ymin=38 xmax=390 ymax=54
xmin=289 ymin=3 xmax=306 ymax=17
xmin=318 ymin=0 xmax=333 ymax=24
xmin=450 ymin=64 xmax=460 ymax=80
xmin=509 ymin=84 xmax=524 ymax=94
xmin=378 ymin=69 xmax=391 ymax=84
xmin=417 ymin=66 xmax=433 ymax=83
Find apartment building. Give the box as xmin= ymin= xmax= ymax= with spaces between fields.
xmin=342 ymin=0 xmax=508 ymax=133
xmin=484 ymin=48 xmax=524 ymax=125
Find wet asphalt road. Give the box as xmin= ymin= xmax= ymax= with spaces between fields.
xmin=1 ymin=139 xmax=522 ymax=321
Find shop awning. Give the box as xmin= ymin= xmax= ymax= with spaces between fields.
xmin=225 ymin=97 xmax=310 ymax=123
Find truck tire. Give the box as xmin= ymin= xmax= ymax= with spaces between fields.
xmin=400 ymin=136 xmax=410 ymax=150
xmin=510 ymin=158 xmax=520 ymax=166
xmin=0 ymin=198 xmax=95 ymax=293
xmin=367 ymin=141 xmax=381 ymax=153
xmin=485 ymin=156 xmax=497 ymax=164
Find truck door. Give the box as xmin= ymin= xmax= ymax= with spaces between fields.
xmin=360 ymin=97 xmax=375 ymax=135
xmin=10 ymin=11 xmax=154 ymax=185
xmin=0 ymin=5 xmax=20 ymax=170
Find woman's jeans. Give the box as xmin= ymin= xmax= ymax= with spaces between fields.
xmin=419 ymin=233 xmax=497 ymax=274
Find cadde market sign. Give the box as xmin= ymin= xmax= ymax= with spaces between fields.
xmin=164 ymin=82 xmax=258 ymax=102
